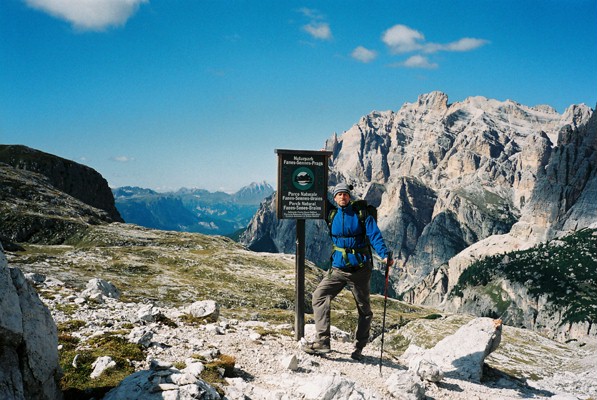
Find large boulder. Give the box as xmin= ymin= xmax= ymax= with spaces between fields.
xmin=81 ymin=278 xmax=121 ymax=301
xmin=402 ymin=317 xmax=502 ymax=382
xmin=0 ymin=246 xmax=63 ymax=400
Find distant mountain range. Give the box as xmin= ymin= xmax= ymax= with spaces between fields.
xmin=112 ymin=182 xmax=274 ymax=237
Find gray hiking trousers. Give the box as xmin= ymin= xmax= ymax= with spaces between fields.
xmin=311 ymin=261 xmax=373 ymax=350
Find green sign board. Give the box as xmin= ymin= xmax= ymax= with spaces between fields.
xmin=276 ymin=149 xmax=332 ymax=219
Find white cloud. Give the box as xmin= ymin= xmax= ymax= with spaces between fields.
xmin=351 ymin=46 xmax=377 ymax=63
xmin=393 ymin=55 xmax=438 ymax=69
xmin=380 ymin=24 xmax=488 ymax=69
xmin=421 ymin=37 xmax=489 ymax=53
xmin=298 ymin=8 xmax=332 ymax=41
xmin=303 ymin=22 xmax=332 ymax=40
xmin=24 ymin=0 xmax=148 ymax=31
xmin=443 ymin=37 xmax=489 ymax=52
xmin=111 ymin=155 xmax=135 ymax=162
xmin=382 ymin=24 xmax=425 ymax=53
xmin=297 ymin=7 xmax=323 ymax=20
xmin=382 ymin=24 xmax=488 ymax=55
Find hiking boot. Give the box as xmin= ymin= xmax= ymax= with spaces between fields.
xmin=302 ymin=341 xmax=331 ymax=355
xmin=350 ymin=348 xmax=364 ymax=361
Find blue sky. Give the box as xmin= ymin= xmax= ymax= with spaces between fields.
xmin=1 ymin=0 xmax=596 ymax=192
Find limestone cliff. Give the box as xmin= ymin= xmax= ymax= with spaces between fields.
xmin=0 ymin=145 xmax=122 ymax=222
xmin=0 ymin=145 xmax=123 ymax=246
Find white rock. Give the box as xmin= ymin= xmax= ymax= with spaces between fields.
xmin=24 ymin=272 xmax=46 ymax=284
xmin=385 ymin=371 xmax=425 ymax=400
xmin=279 ymin=354 xmax=298 ymax=371
xmin=82 ymin=278 xmax=120 ymax=300
xmin=206 ymin=324 xmax=225 ymax=335
xmin=138 ymin=303 xmax=158 ymax=323
xmin=186 ymin=300 xmax=219 ymax=320
xmin=408 ymin=357 xmax=443 ymax=382
xmin=549 ymin=395 xmax=580 ymax=400
xmin=91 ymin=356 xmax=116 ymax=379
xmin=293 ymin=373 xmax=372 ymax=399
xmin=400 ymin=344 xmax=426 ymax=364
xmin=182 ymin=362 xmax=204 ymax=378
xmin=330 ymin=326 xmax=351 ymax=342
xmin=128 ymin=327 xmax=154 ymax=347
xmin=88 ymin=292 xmax=104 ymax=303
xmin=0 ymin=256 xmax=62 ymax=400
xmin=418 ymin=317 xmax=502 ymax=382
xmin=170 ymin=371 xmax=198 ymax=386
xmin=156 ymin=383 xmax=179 ymax=391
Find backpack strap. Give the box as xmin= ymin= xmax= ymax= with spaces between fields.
xmin=326 ymin=206 xmax=338 ymax=234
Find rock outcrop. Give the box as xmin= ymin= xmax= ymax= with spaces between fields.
xmin=103 ymin=359 xmax=221 ymax=400
xmin=0 ymin=246 xmax=63 ymax=400
xmin=0 ymin=145 xmax=123 ymax=246
xmin=0 ymin=145 xmax=122 ymax=222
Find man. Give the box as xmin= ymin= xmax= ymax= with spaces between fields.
xmin=303 ymin=182 xmax=393 ymax=360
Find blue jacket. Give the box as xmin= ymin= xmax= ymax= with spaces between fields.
xmin=329 ymin=204 xmax=389 ymax=268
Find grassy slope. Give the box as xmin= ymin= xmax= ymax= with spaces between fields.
xmin=451 ymin=228 xmax=597 ymax=326
xmin=10 ymin=222 xmax=434 ymax=327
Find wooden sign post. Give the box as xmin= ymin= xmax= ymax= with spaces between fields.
xmin=275 ymin=149 xmax=332 ymax=340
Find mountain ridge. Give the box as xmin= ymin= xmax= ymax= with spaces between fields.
xmin=240 ymin=91 xmax=596 ymax=341
xmin=112 ymin=181 xmax=274 ymax=236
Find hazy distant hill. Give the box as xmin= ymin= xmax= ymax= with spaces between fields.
xmin=112 ymin=182 xmax=274 ymax=236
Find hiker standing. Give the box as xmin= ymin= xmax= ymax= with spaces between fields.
xmin=303 ymin=182 xmax=393 ymax=360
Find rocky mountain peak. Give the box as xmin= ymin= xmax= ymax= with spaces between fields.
xmin=242 ymin=92 xmax=596 ymax=342
xmin=233 ymin=181 xmax=274 ymax=205
xmin=112 ymin=186 xmax=159 ymax=198
xmin=416 ymin=91 xmax=449 ymax=111
xmin=562 ymin=103 xmax=593 ymax=130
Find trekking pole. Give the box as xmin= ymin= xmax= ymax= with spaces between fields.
xmin=379 ymin=251 xmax=393 ymax=375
